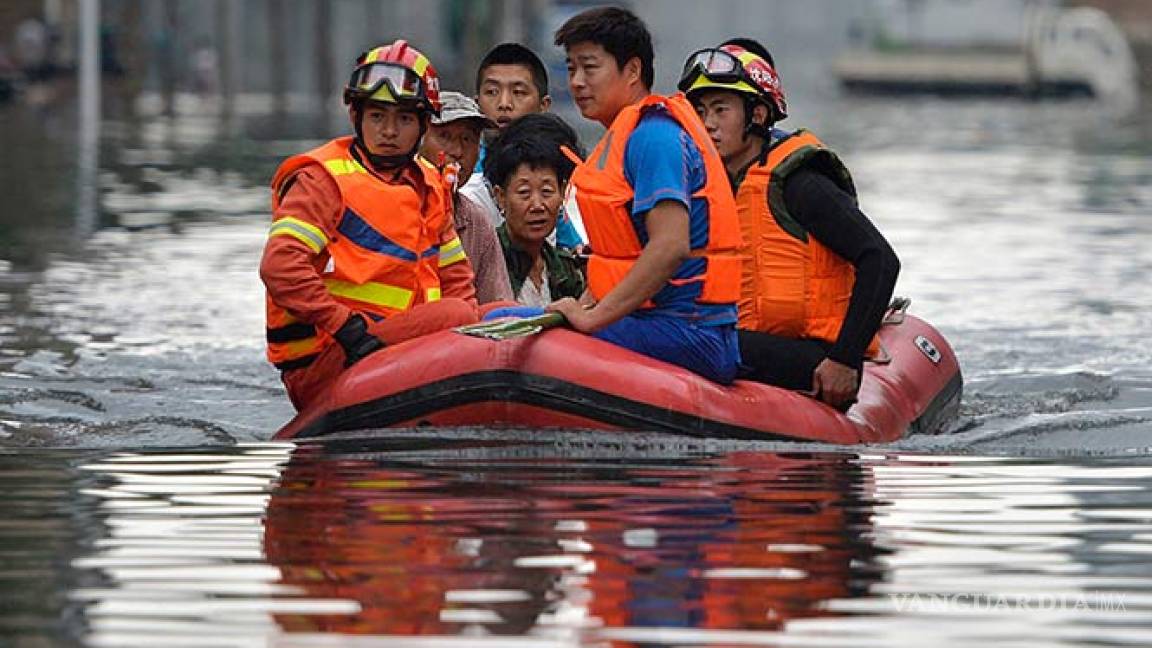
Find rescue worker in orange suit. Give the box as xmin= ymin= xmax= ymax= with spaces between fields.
xmin=679 ymin=38 xmax=900 ymax=410
xmin=260 ymin=41 xmax=479 ymax=411
xmin=547 ymin=7 xmax=744 ymax=384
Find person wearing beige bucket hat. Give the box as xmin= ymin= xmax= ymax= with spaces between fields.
xmin=421 ymin=91 xmax=514 ymax=304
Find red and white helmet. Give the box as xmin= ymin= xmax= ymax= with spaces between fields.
xmin=343 ymin=40 xmax=442 ymax=115
xmin=678 ymin=43 xmax=787 ymax=122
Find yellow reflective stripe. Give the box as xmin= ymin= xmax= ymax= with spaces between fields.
xmin=278 ymin=338 xmax=319 ymax=357
xmin=323 ymin=158 xmax=367 ymax=176
xmin=438 ymin=236 xmax=467 ymax=267
xmin=325 ymin=279 xmax=413 ymax=311
xmin=426 ymin=287 xmax=441 ymax=302
xmin=269 ymin=217 xmax=329 ymax=253
xmin=411 ymin=55 xmax=430 ymax=77
xmin=364 ymin=48 xmax=381 ymax=64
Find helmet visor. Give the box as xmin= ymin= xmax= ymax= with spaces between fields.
xmin=348 ymin=62 xmax=424 ymax=102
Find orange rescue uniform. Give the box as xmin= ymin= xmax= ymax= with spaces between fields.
xmin=261 ymin=136 xmax=478 ymax=410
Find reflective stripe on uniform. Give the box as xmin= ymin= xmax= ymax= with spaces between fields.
xmin=269 ymin=217 xmax=329 ymax=253
xmin=270 ymin=337 xmax=321 ymax=363
xmin=324 ymin=158 xmax=368 ymax=176
xmin=438 ymin=236 xmax=467 ymax=267
xmin=338 ymin=209 xmax=439 ymax=261
xmin=324 ymin=279 xmax=414 ymax=311
xmin=426 ymin=287 xmax=441 ymax=302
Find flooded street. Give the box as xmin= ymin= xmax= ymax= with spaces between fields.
xmin=1 ymin=83 xmax=1151 ymax=644
xmin=2 ymin=93 xmax=1149 ymax=452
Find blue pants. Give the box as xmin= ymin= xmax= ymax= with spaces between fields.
xmin=483 ymin=307 xmax=740 ymax=385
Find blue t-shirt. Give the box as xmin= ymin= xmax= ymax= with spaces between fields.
xmin=622 ymin=109 xmax=735 ymax=326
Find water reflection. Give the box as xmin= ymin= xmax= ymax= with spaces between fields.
xmin=0 ymin=450 xmax=86 ymax=645
xmin=264 ymin=438 xmax=880 ymax=641
xmin=37 ymin=440 xmax=1149 ymax=647
xmin=65 ymin=444 xmax=352 ymax=647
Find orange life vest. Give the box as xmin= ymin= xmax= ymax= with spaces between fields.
xmin=736 ymin=129 xmax=879 ymax=356
xmin=568 ymin=93 xmax=742 ymax=309
xmin=265 ymin=137 xmax=453 ymax=370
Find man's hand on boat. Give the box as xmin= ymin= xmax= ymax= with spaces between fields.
xmin=807 ymin=358 xmax=859 ymax=412
xmin=546 ymin=297 xmax=601 ymax=333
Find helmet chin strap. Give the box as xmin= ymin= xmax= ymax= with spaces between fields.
xmin=351 ymin=104 xmax=428 ymax=171
xmin=742 ymin=95 xmax=772 ymax=140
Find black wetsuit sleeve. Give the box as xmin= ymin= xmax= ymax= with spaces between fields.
xmin=782 ymin=168 xmax=900 ymax=367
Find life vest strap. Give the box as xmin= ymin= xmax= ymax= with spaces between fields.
xmin=266 ymin=322 xmax=317 ymax=343
xmin=274 ymin=353 xmax=319 ymax=372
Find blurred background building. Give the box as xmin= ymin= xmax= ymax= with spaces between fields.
xmin=0 ymin=0 xmax=1147 ymax=119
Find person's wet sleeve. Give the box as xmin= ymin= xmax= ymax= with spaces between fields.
xmin=783 ymin=167 xmax=900 ymax=367
xmin=260 ymin=167 xmax=353 ymax=336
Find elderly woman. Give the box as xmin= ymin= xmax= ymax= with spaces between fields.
xmin=484 ymin=113 xmax=586 ymax=307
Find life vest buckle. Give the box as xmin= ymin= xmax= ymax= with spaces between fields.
xmin=883 ymin=296 xmax=911 ymax=326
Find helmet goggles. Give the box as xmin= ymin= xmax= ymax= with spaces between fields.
xmin=679 ymin=47 xmax=747 ymax=87
xmin=346 ymin=62 xmax=426 ymax=105
xmin=678 ymin=45 xmax=787 ymax=121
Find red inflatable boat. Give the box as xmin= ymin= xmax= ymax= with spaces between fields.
xmin=275 ymin=305 xmax=962 ymax=444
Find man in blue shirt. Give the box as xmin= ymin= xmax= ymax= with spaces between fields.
xmin=546 ymin=6 xmax=744 ymax=384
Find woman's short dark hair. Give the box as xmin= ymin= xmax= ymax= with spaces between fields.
xmin=484 ymin=113 xmax=584 ymax=189
xmin=553 ymin=6 xmax=654 ymax=90
xmin=475 ymin=43 xmax=549 ymax=98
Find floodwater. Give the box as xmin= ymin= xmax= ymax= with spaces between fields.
xmin=1 ymin=84 xmax=1151 ymax=646
xmin=6 ymin=441 xmax=1152 ymax=647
